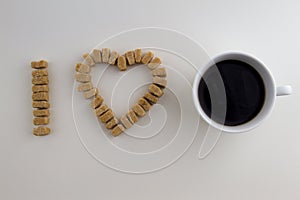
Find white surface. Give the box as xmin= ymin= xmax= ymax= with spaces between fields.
xmin=1 ymin=0 xmax=300 ymax=199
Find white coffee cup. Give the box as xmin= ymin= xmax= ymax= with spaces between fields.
xmin=192 ymin=51 xmax=292 ymax=133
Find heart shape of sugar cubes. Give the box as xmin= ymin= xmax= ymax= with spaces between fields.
xmin=75 ymin=48 xmax=167 ymax=137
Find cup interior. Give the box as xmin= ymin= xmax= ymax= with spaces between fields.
xmin=192 ymin=52 xmax=276 ymax=133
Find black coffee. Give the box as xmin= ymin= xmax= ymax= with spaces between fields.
xmin=198 ymin=59 xmax=265 ymax=126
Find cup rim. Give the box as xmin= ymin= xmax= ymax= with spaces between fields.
xmin=192 ymin=51 xmax=276 ymax=133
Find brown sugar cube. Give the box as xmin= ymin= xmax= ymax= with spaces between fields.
xmin=84 ymin=88 xmax=98 ymax=99
xmin=32 ymin=85 xmax=49 ymax=93
xmin=32 ymin=69 xmax=48 ymax=76
xmin=125 ymin=50 xmax=135 ymax=65
xmin=32 ymin=101 xmax=50 ymax=109
xmin=75 ymin=73 xmax=91 ymax=83
xmin=90 ymin=95 xmax=104 ymax=109
xmin=148 ymin=84 xmax=163 ymax=97
xmin=111 ymin=124 xmax=125 ymax=137
xmin=105 ymin=117 xmax=119 ymax=129
xmin=95 ymin=104 xmax=109 ymax=116
xmin=98 ymin=109 xmax=114 ymax=123
xmin=148 ymin=57 xmax=162 ymax=70
xmin=32 ymin=92 xmax=49 ymax=101
xmin=153 ymin=76 xmax=167 ymax=88
xmin=75 ymin=63 xmax=80 ymax=71
xmin=138 ymin=97 xmax=151 ymax=111
xmin=78 ymin=82 xmax=93 ymax=92
xmin=33 ymin=117 xmax=49 ymax=125
xmin=82 ymin=53 xmax=95 ymax=66
xmin=120 ymin=115 xmax=132 ymax=129
xmin=132 ymin=103 xmax=146 ymax=117
xmin=31 ymin=60 xmax=48 ymax=69
xmin=134 ymin=48 xmax=142 ymax=63
xmin=32 ymin=76 xmax=48 ymax=85
xmin=144 ymin=92 xmax=158 ymax=104
xmin=127 ymin=109 xmax=138 ymax=124
xmin=75 ymin=63 xmax=90 ymax=73
xmin=33 ymin=126 xmax=51 ymax=136
xmin=33 ymin=109 xmax=50 ymax=117
xmin=117 ymin=55 xmax=127 ymax=71
xmin=108 ymin=51 xmax=119 ymax=65
xmin=91 ymin=49 xmax=102 ymax=63
xmin=152 ymin=67 xmax=166 ymax=77
xmin=102 ymin=48 xmax=110 ymax=63
xmin=141 ymin=51 xmax=154 ymax=64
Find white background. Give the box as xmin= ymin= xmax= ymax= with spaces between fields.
xmin=1 ymin=0 xmax=300 ymax=199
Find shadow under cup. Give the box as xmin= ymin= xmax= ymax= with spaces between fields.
xmin=193 ymin=52 xmax=276 ymax=133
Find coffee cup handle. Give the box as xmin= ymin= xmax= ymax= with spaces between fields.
xmin=276 ymin=85 xmax=293 ymax=96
